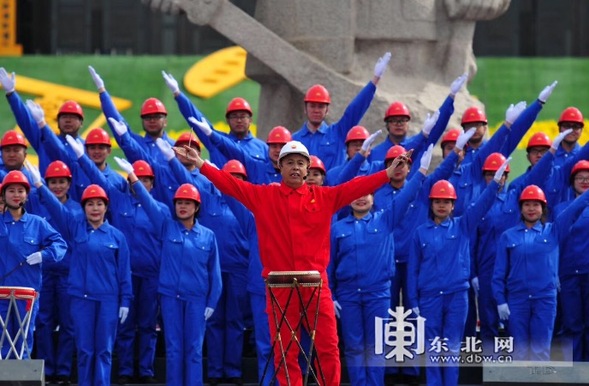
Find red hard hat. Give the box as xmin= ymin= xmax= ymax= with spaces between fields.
xmin=174 ymin=183 xmax=201 ymax=204
xmin=384 ymin=101 xmax=411 ymax=121
xmin=519 ymin=184 xmax=547 ymax=204
xmin=222 ymin=159 xmax=248 ymax=179
xmin=81 ymin=184 xmax=109 ymax=204
xmin=441 ymin=129 xmax=461 ymax=146
xmin=304 ymin=84 xmax=331 ymax=104
xmin=345 ymin=126 xmax=370 ymax=144
xmin=482 ymin=152 xmax=510 ymax=173
xmin=309 ymin=155 xmax=326 ymax=174
xmin=132 ymin=160 xmax=154 ymax=178
xmin=571 ymin=160 xmax=589 ymax=178
xmin=266 ymin=126 xmax=292 ymax=144
xmin=45 ymin=160 xmax=72 ymax=179
xmin=461 ymin=107 xmax=488 ymax=125
xmin=1 ymin=130 xmax=27 ymax=148
xmin=85 ymin=128 xmax=111 ymax=146
xmin=1 ymin=170 xmax=30 ymax=193
xmin=58 ymin=100 xmax=84 ymax=120
xmin=225 ymin=97 xmax=253 ymax=116
xmin=558 ymin=107 xmax=584 ymax=127
xmin=429 ymin=180 xmax=457 ymax=200
xmin=140 ymin=98 xmax=167 ymax=117
xmin=526 ymin=132 xmax=552 ymax=150
xmin=175 ymin=132 xmax=201 ymax=151
xmin=385 ymin=145 xmax=411 ymax=163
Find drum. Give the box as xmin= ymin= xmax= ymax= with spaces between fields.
xmin=266 ymin=270 xmax=322 ymax=288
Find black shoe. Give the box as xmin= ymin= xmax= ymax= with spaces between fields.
xmin=139 ymin=375 xmax=159 ymax=384
xmin=227 ymin=377 xmax=243 ymax=386
xmin=55 ymin=375 xmax=71 ymax=385
xmin=118 ymin=375 xmax=133 ymax=385
xmin=404 ymin=374 xmax=420 ymax=385
xmin=45 ymin=375 xmax=56 ymax=384
xmin=208 ymin=377 xmax=222 ymax=386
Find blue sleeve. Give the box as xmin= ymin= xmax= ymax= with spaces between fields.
xmin=330 ymin=154 xmax=365 ymax=185
xmin=500 ymin=100 xmax=543 ymax=157
xmin=99 ymin=90 xmax=143 ymax=145
xmin=208 ymin=131 xmax=248 ymax=164
xmin=471 ymin=124 xmax=510 ymax=172
xmin=116 ymin=232 xmax=133 ymax=307
xmin=522 ymin=151 xmax=554 ymax=191
xmin=492 ymin=232 xmax=509 ymax=305
xmin=132 ymin=179 xmax=168 ymax=235
xmin=407 ymin=232 xmax=421 ymax=308
xmin=206 ymin=235 xmax=222 ymax=309
xmin=328 ymin=225 xmax=338 ymax=296
xmin=554 ymin=188 xmax=589 ymax=243
xmin=390 ymin=172 xmax=425 ymax=227
xmin=331 ymin=82 xmax=377 ymax=142
xmin=426 ymin=96 xmax=455 ymax=146
xmin=111 ymin=129 xmax=152 ymax=164
xmin=39 ymin=219 xmax=68 ymax=263
xmin=175 ymin=92 xmax=218 ymax=153
xmin=462 ymin=180 xmax=500 ymax=231
xmin=6 ymin=92 xmax=42 ymax=150
xmin=422 ymin=151 xmax=459 ymax=191
xmin=40 ymin=125 xmax=74 ymax=163
xmin=36 ymin=184 xmax=76 ymax=241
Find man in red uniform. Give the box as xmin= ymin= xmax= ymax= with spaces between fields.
xmin=177 ymin=138 xmax=409 ymax=386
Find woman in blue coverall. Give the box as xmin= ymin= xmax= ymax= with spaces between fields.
xmin=33 ymin=169 xmax=132 ymax=386
xmin=408 ymin=163 xmax=506 ymax=386
xmin=494 ymin=183 xmax=589 ymax=361
xmin=329 ymin=146 xmax=429 ymax=386
xmin=115 ymin=156 xmax=222 ymax=386
xmin=555 ymin=160 xmax=589 ymax=361
xmin=66 ymin=134 xmax=169 ymax=383
xmin=0 ymin=170 xmax=67 ymax=359
xmin=34 ymin=161 xmax=82 ymax=384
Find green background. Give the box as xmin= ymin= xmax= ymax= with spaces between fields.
xmin=1 ymin=56 xmax=588 ymax=178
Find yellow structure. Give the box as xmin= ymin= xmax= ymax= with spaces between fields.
xmin=0 ymin=0 xmax=22 ymax=56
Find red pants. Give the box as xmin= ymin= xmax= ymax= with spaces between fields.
xmin=266 ymin=284 xmax=341 ymax=386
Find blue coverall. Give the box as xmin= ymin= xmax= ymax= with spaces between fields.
xmin=492 ymin=189 xmax=589 ymax=361
xmin=134 ymin=181 xmax=222 ymax=386
xmin=76 ymin=153 xmax=170 ymax=379
xmin=0 ymin=208 xmax=66 ymax=359
xmin=408 ymin=180 xmax=499 ymax=386
xmin=329 ymin=172 xmax=424 ymax=385
xmin=40 ymin=185 xmax=132 ymax=386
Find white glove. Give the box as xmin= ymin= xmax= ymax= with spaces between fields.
xmin=0 ymin=68 xmax=15 ymax=93
xmin=449 ymin=72 xmax=468 ymax=96
xmin=188 ymin=116 xmax=213 ymax=137
xmin=114 ymin=156 xmax=134 ymax=174
xmin=497 ymin=303 xmax=510 ymax=321
xmin=361 ymin=129 xmax=383 ymax=152
xmin=66 ymin=135 xmax=85 ymax=159
xmin=420 ymin=144 xmax=434 ymax=171
xmin=119 ymin=307 xmax=129 ymax=324
xmin=24 ymin=160 xmax=42 ymax=186
xmin=333 ymin=300 xmax=342 ymax=318
xmin=552 ymin=128 xmax=573 ymax=151
xmin=25 ymin=251 xmax=42 ymax=265
xmin=505 ymin=101 xmax=527 ymax=125
xmin=88 ymin=66 xmax=105 ymax=90
xmin=204 ymin=307 xmax=214 ymax=321
xmin=25 ymin=100 xmax=45 ymax=125
xmin=494 ymin=157 xmax=512 ymax=183
xmin=422 ymin=110 xmax=440 ymax=136
xmin=156 ymin=138 xmax=175 ymax=161
xmin=412 ymin=307 xmax=420 ymax=317
xmin=538 ymin=81 xmax=558 ymax=103
xmin=107 ymin=117 xmax=128 ymax=136
xmin=373 ymin=52 xmax=392 ymax=78
xmin=471 ymin=277 xmax=480 ymax=296
xmin=455 ymin=128 xmax=476 ymax=151
xmin=162 ymin=70 xmax=180 ymax=94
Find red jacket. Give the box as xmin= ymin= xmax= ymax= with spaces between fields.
xmin=201 ymin=163 xmax=389 ymax=277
